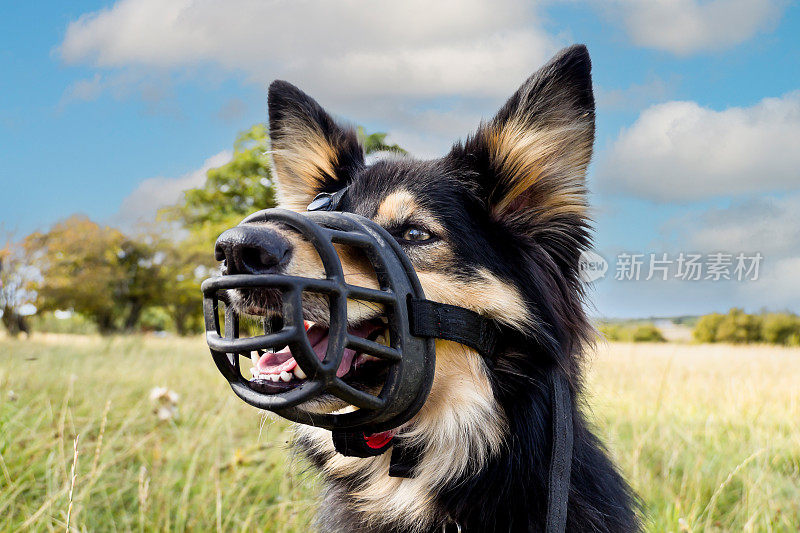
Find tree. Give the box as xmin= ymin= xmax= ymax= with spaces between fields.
xmin=116 ymin=237 xmax=167 ymax=331
xmin=25 ymin=216 xmax=161 ymax=334
xmin=0 ymin=236 xmax=38 ymax=336
xmin=149 ymin=235 xmax=212 ymax=335
xmin=357 ymin=126 xmax=408 ymax=155
xmin=157 ymin=124 xmax=278 ymax=333
xmin=760 ymin=313 xmax=800 ymax=345
xmin=693 ymin=313 xmax=724 ymax=343
xmin=714 ymin=308 xmax=762 ymax=344
xmin=630 ymin=324 xmax=666 ymax=343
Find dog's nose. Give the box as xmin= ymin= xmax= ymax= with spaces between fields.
xmin=215 ymin=226 xmax=292 ymax=275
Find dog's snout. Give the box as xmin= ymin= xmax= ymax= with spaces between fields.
xmin=215 ymin=226 xmax=292 ymax=275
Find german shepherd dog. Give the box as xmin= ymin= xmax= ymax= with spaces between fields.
xmin=216 ymin=45 xmax=639 ymax=532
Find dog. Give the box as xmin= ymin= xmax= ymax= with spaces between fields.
xmin=215 ymin=44 xmax=640 ymax=532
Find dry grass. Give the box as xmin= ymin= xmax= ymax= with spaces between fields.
xmin=588 ymin=342 xmax=800 ymax=531
xmin=1 ymin=334 xmax=798 ymax=531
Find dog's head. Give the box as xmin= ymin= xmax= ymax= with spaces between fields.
xmin=215 ymin=45 xmax=594 ymax=419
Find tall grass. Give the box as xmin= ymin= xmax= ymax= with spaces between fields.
xmin=0 ymin=334 xmax=318 ymax=532
xmin=1 ymin=334 xmax=798 ymax=531
xmin=589 ymin=342 xmax=800 ymax=531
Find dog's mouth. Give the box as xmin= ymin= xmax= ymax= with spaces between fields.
xmin=247 ymin=316 xmax=390 ymax=394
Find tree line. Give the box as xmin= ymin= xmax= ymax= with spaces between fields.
xmin=599 ymin=309 xmax=800 ymax=345
xmin=694 ymin=308 xmax=800 ymax=346
xmin=0 ymin=125 xmax=404 ymax=337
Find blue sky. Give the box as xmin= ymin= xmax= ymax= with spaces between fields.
xmin=2 ymin=0 xmax=799 ymax=318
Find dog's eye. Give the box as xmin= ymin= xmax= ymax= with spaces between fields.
xmin=401 ymin=226 xmax=432 ymax=243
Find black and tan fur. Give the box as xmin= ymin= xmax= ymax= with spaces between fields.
xmin=223 ymin=45 xmax=639 ymax=532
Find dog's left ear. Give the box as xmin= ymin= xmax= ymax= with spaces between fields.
xmin=268 ymin=81 xmax=364 ymax=210
xmin=453 ymin=44 xmax=594 ymax=245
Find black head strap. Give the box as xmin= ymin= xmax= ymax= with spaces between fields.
xmin=408 ymin=298 xmax=501 ymax=359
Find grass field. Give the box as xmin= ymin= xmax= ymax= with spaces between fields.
xmin=1 ymin=334 xmax=798 ymax=532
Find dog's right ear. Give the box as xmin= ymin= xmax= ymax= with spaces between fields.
xmin=448 ymin=45 xmax=595 ymax=276
xmin=452 ymin=44 xmax=594 ymax=238
xmin=268 ymin=81 xmax=364 ymax=211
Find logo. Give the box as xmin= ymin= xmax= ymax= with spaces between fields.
xmin=579 ymin=250 xmax=608 ymax=283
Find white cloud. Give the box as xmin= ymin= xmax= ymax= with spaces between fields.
xmin=594 ymin=75 xmax=678 ymax=112
xmin=59 ymin=0 xmax=560 ymax=100
xmin=62 ymin=73 xmax=105 ymax=102
xmin=58 ymin=0 xmax=566 ymax=157
xmin=676 ymin=194 xmax=800 ymax=256
xmin=112 ymin=150 xmax=231 ymax=230
xmin=346 ymin=98 xmax=490 ymax=158
xmin=636 ymin=193 xmax=800 ymax=315
xmin=741 ymin=256 xmax=800 ymax=309
xmin=597 ymin=0 xmax=787 ymax=55
xmin=598 ymin=92 xmax=800 ymax=202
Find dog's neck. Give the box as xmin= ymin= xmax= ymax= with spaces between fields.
xmin=294 ymin=340 xmax=504 ymax=532
xmin=294 ymin=339 xmax=637 ymax=533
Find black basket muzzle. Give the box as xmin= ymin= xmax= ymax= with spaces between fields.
xmin=202 ymin=208 xmax=435 ymax=433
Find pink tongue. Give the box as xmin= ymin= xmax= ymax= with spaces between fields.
xmin=256 ymin=322 xmax=379 ymax=378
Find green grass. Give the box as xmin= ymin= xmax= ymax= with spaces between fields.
xmin=0 ymin=334 xmax=318 ymax=532
xmin=1 ymin=335 xmax=799 ymax=531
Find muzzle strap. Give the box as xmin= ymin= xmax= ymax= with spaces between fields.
xmin=332 ymin=299 xmax=503 ymax=476
xmin=408 ymin=298 xmax=501 ymax=359
xmin=545 ymin=372 xmax=573 ymax=533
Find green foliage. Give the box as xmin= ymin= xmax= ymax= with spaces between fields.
xmin=761 ymin=313 xmax=800 ymax=345
xmin=0 ymin=235 xmax=37 ymax=336
xmin=142 ymin=233 xmax=212 ymax=335
xmin=357 ymin=126 xmax=408 ymax=155
xmin=599 ymin=322 xmax=666 ymax=342
xmin=139 ymin=306 xmax=172 ymax=332
xmin=631 ymin=324 xmax=666 ymax=343
xmin=151 ymin=124 xmax=280 ymax=333
xmin=24 ymin=216 xmax=174 ymax=334
xmin=715 ymin=308 xmax=762 ymax=344
xmin=693 ymin=309 xmax=800 ymax=345
xmin=25 ymin=216 xmax=132 ymax=333
xmin=598 ymin=323 xmax=625 ymax=341
xmin=693 ymin=313 xmax=725 ymax=343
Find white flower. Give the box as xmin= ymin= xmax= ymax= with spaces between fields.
xmin=149 ymin=386 xmax=180 ymax=420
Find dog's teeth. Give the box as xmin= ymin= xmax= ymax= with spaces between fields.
xmin=251 ymin=352 xmax=260 ymax=367
xmin=293 ymin=366 xmax=307 ymax=379
xmin=250 ymin=367 xmax=259 ymax=377
xmin=267 ymin=374 xmax=277 ymax=382
xmin=375 ymin=334 xmax=387 ymax=346
xmin=280 ymin=371 xmax=292 ymax=382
